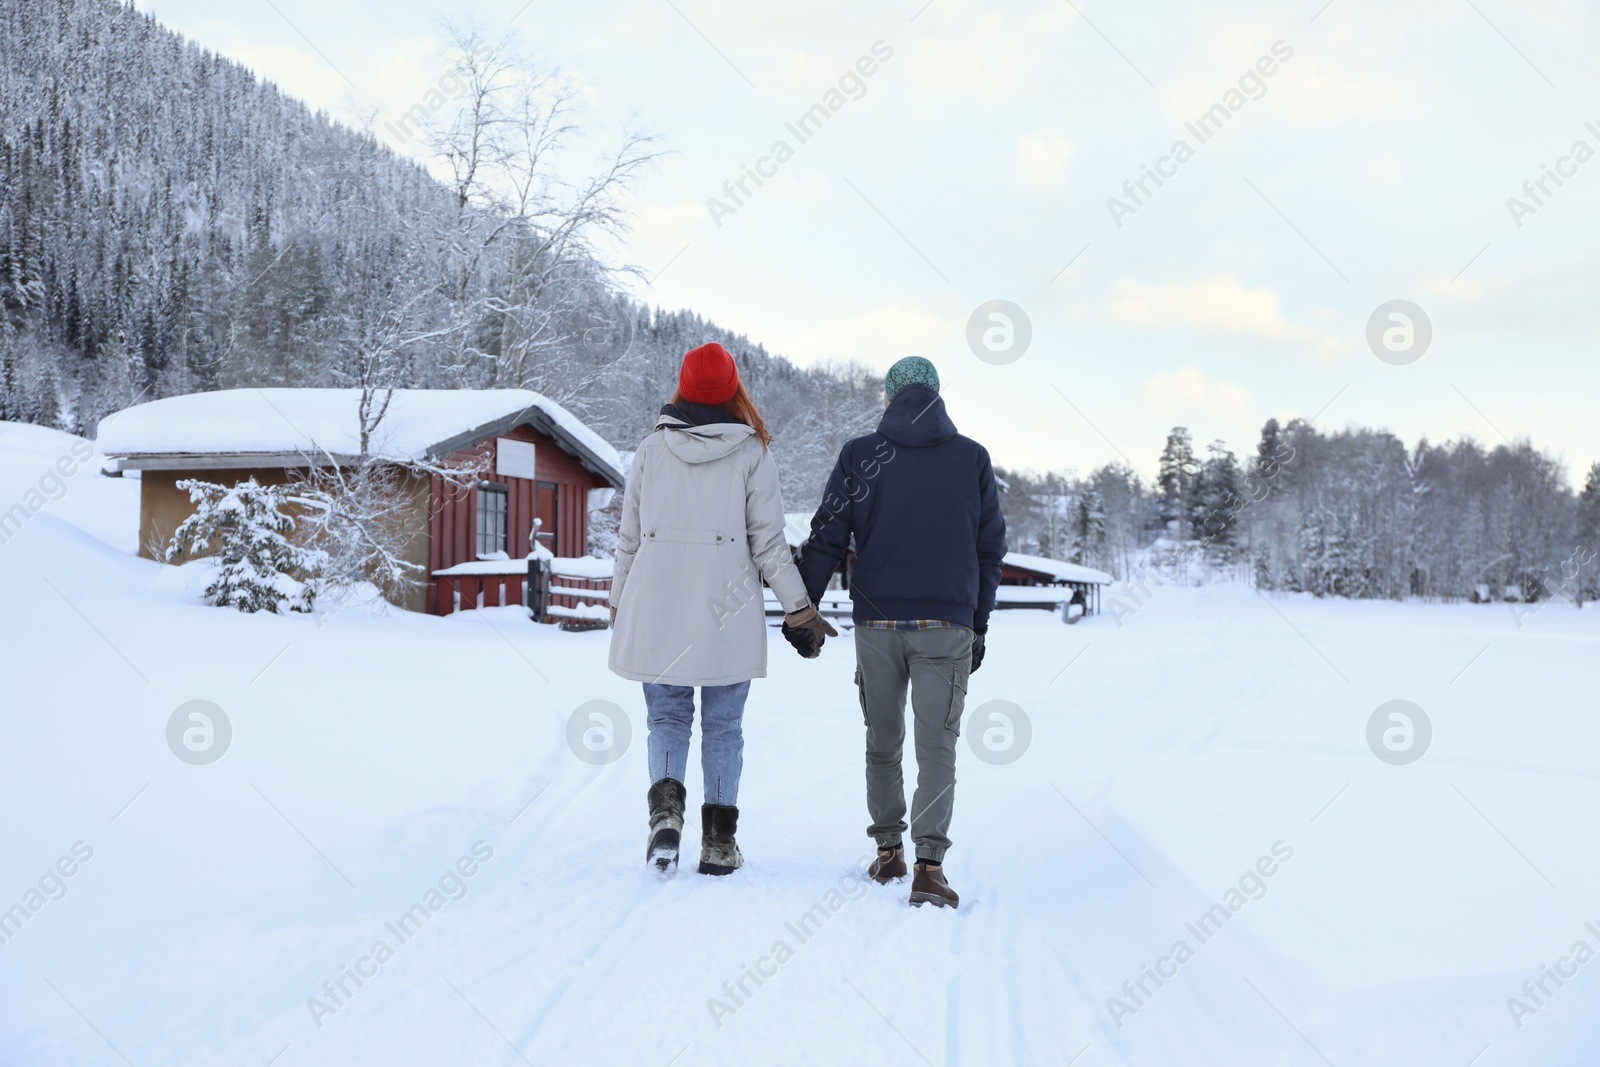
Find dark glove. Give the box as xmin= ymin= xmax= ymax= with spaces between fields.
xmin=782 ymin=620 xmax=817 ymax=658
xmin=782 ymin=605 xmax=838 ymax=659
xmin=970 ymin=631 xmax=986 ymax=673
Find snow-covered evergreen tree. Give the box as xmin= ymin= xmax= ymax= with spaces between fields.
xmin=1192 ymin=440 xmax=1243 ymax=558
xmin=1158 ymin=427 xmax=1198 ymax=536
xmin=1069 ymin=486 xmax=1107 ymax=567
xmin=1576 ymin=462 xmax=1600 ymax=606
xmin=0 ymin=319 xmax=20 ymax=421
xmin=27 ymin=353 xmax=62 ymax=429
xmin=165 ymin=479 xmax=325 ymax=614
xmin=1252 ymin=544 xmax=1275 ymax=591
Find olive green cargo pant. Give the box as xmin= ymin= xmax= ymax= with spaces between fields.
xmin=853 ymin=625 xmax=973 ymax=864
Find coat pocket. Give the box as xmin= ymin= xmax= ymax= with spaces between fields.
xmin=945 ymin=664 xmax=969 ymax=733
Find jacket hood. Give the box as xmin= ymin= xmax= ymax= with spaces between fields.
xmin=877 ymin=384 xmax=958 ymax=447
xmin=660 ymin=400 xmax=738 ymax=428
xmin=656 ymin=410 xmax=755 ymax=464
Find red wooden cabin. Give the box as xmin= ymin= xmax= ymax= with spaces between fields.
xmin=98 ymin=388 xmax=626 ymax=619
xmin=426 ymin=422 xmax=622 ymax=619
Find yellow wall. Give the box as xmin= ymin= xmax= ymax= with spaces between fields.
xmin=142 ymin=466 xmax=433 ymax=613
xmin=140 ymin=468 xmax=298 ymax=561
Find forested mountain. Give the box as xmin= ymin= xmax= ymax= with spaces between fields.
xmin=0 ymin=0 xmax=880 ymax=509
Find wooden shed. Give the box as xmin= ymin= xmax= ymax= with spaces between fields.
xmin=97 ymin=388 xmax=625 ymax=617
xmin=1000 ymin=552 xmax=1114 ymax=617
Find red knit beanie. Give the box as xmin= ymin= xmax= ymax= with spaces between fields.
xmin=678 ymin=342 xmax=740 ymax=405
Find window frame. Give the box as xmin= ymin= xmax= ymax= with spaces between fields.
xmin=476 ymin=482 xmax=510 ymax=558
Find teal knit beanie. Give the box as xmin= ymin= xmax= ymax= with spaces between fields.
xmin=884 ymin=356 xmax=940 ymax=401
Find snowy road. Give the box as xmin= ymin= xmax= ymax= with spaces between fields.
xmin=3 ymin=423 xmax=1599 ymax=1066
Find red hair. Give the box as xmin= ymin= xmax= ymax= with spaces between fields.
xmin=669 ymin=380 xmax=771 ymax=449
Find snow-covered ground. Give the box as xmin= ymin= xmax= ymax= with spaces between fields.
xmin=3 ymin=422 xmax=1598 ymax=1066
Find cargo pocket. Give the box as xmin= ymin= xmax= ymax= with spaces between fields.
xmin=945 ymin=664 xmax=969 ymax=733
xmin=854 ymin=667 xmax=868 ymax=727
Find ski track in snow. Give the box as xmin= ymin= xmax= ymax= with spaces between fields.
xmin=2 ymin=423 xmax=1599 ymax=1066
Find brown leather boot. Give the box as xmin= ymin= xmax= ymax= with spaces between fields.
xmin=869 ymin=844 xmax=908 ymax=884
xmin=910 ymin=861 xmax=959 ymax=908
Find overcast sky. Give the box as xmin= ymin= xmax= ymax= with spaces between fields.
xmin=131 ymin=0 xmax=1599 ymax=483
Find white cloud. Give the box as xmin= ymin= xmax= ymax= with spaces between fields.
xmin=1159 ymin=24 xmax=1416 ymax=128
xmin=778 ymin=302 xmax=951 ymax=370
xmin=1017 ymin=133 xmax=1074 ymax=189
xmin=1417 ymin=273 xmax=1504 ymax=302
xmin=1365 ymin=154 xmax=1406 ymax=189
xmin=1105 ymin=274 xmax=1350 ymax=360
xmin=1265 ymin=59 xmax=1416 ymax=123
xmin=899 ymin=6 xmax=1075 ymax=99
xmin=1142 ymin=367 xmax=1253 ymax=425
xmin=632 ymin=198 xmax=705 ymax=241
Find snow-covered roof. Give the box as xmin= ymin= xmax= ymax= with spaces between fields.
xmin=1003 ymin=551 xmax=1113 ymax=585
xmin=97 ymin=388 xmax=625 ymax=487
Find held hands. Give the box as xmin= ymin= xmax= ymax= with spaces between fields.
xmin=782 ymin=604 xmax=839 ymax=659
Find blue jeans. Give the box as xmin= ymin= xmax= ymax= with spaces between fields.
xmin=643 ymin=681 xmax=751 ymax=806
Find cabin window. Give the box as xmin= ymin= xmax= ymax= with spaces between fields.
xmin=476 ymin=483 xmax=509 ymax=557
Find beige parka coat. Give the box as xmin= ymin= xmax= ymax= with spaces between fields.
xmin=608 ymin=414 xmax=809 ymax=686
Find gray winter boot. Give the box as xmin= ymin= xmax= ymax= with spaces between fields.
xmin=697 ymin=803 xmax=744 ymax=876
xmin=647 ymin=779 xmax=687 ymax=874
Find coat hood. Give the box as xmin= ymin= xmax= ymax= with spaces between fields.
xmin=655 ymin=410 xmax=755 ymax=464
xmin=876 ymin=384 xmax=958 ymax=448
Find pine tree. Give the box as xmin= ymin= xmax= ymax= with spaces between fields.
xmin=1577 ymin=461 xmax=1600 ymax=607
xmin=1255 ymin=417 xmax=1289 ymax=499
xmin=1252 ymin=544 xmax=1275 ymax=590
xmin=28 ymin=355 xmax=63 ymax=430
xmin=165 ymin=479 xmax=326 ymax=613
xmin=1580 ymin=462 xmax=1600 ymax=540
xmin=1192 ymin=440 xmax=1243 ymax=558
xmin=1297 ymin=511 xmax=1327 ymax=596
xmin=1158 ymin=427 xmax=1197 ymax=536
xmin=0 ymin=319 xmax=20 ymax=422
xmin=1069 ymin=487 xmax=1107 ymax=567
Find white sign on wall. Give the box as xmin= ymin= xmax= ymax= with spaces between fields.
xmin=496 ymin=438 xmax=537 ymax=480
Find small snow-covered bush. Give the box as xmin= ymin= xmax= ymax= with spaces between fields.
xmin=165 ymin=479 xmax=327 ymax=613
xmin=587 ymin=500 xmax=619 ymax=558
xmin=291 ymin=461 xmax=426 ymax=606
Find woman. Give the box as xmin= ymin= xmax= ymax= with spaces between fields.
xmin=609 ymin=342 xmax=836 ymax=876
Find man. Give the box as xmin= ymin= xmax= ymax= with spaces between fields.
xmin=792 ymin=356 xmax=1006 ymax=908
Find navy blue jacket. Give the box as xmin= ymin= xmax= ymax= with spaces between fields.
xmin=797 ymin=386 xmax=1007 ymax=631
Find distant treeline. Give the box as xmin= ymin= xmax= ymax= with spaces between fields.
xmin=1000 ymin=419 xmax=1600 ymax=604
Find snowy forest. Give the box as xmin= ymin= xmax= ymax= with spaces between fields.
xmin=2 ymin=0 xmax=1597 ymax=603
xmin=1001 ymin=420 xmax=1600 ymax=605
xmin=0 ymin=0 xmax=882 ymax=511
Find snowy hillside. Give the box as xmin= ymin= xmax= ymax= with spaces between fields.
xmin=0 ymin=0 xmax=884 ymax=510
xmin=2 ymin=422 xmax=1598 ymax=1066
